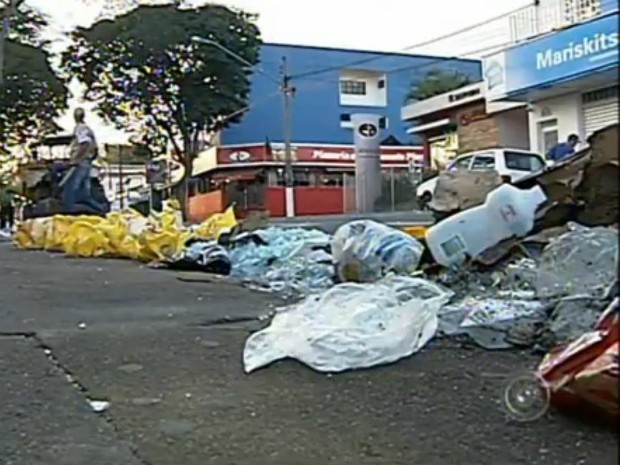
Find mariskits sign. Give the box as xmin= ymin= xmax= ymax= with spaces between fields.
xmin=484 ymin=12 xmax=619 ymax=101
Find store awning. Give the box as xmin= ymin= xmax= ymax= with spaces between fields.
xmin=211 ymin=169 xmax=262 ymax=182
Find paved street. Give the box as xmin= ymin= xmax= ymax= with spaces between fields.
xmin=0 ymin=244 xmax=617 ymax=465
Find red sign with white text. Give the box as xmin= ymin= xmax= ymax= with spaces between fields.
xmin=217 ymin=143 xmax=424 ymax=166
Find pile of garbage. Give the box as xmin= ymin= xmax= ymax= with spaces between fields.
xmin=242 ymin=125 xmax=618 ymax=420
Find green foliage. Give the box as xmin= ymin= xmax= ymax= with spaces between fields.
xmin=0 ymin=1 xmax=68 ymax=148
xmin=61 ymin=2 xmax=262 ymax=161
xmin=406 ymin=69 xmax=472 ymax=102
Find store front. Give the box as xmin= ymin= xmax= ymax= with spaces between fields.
xmin=483 ymin=11 xmax=619 ymax=155
xmin=188 ymin=142 xmax=424 ymax=221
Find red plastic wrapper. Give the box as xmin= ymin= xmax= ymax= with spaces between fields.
xmin=537 ymin=297 xmax=619 ymax=420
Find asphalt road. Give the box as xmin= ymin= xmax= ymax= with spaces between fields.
xmin=272 ymin=210 xmax=434 ymax=233
xmin=0 ymin=244 xmax=617 ymax=465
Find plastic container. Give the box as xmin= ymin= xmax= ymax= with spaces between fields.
xmin=425 ymin=184 xmax=547 ymax=268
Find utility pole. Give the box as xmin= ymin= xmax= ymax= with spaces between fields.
xmin=281 ymin=56 xmax=295 ymax=218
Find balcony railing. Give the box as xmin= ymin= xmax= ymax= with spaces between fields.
xmin=509 ymin=0 xmax=617 ymax=44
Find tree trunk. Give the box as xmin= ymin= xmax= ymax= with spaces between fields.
xmin=173 ymin=130 xmax=199 ymax=222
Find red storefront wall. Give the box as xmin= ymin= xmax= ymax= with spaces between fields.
xmin=264 ymin=186 xmax=345 ymax=217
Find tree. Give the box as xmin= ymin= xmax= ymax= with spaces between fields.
xmin=62 ymin=2 xmax=262 ymax=213
xmin=406 ymin=69 xmax=471 ymax=102
xmin=0 ymin=0 xmax=68 ymax=149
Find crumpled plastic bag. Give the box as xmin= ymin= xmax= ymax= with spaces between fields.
xmin=332 ymin=220 xmax=424 ymax=283
xmin=537 ymin=297 xmax=619 ymax=419
xmin=243 ymin=276 xmax=453 ymax=373
xmin=535 ymin=222 xmax=618 ymax=299
xmin=193 ymin=205 xmax=238 ymax=240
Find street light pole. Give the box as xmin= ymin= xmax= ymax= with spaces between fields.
xmin=191 ymin=36 xmax=296 ymax=217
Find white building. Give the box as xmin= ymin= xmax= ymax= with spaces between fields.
xmin=483 ymin=0 xmax=619 ymax=155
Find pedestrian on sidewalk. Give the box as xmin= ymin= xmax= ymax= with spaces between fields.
xmin=62 ymin=107 xmax=105 ymax=214
xmin=546 ymin=134 xmax=580 ymax=163
xmin=0 ymin=184 xmax=16 ymax=232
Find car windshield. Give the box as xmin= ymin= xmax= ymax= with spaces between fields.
xmin=504 ymin=151 xmax=545 ymax=172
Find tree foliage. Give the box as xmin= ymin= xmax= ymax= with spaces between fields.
xmin=0 ymin=0 xmax=68 ymax=148
xmin=62 ymin=2 xmax=262 ymax=165
xmin=406 ymin=69 xmax=472 ymax=102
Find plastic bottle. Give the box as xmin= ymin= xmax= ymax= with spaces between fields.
xmin=425 ymin=184 xmax=547 ymax=268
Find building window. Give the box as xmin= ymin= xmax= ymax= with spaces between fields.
xmin=340 ymin=80 xmax=367 ymax=95
xmin=538 ymin=119 xmax=559 ymax=155
xmin=582 ymin=86 xmax=619 ymax=104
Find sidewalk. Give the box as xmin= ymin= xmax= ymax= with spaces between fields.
xmin=0 ymin=246 xmax=616 ymax=465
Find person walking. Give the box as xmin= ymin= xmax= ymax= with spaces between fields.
xmin=62 ymin=107 xmax=106 ymax=214
xmin=546 ymin=134 xmax=580 ymax=162
xmin=0 ymin=184 xmax=16 ymax=232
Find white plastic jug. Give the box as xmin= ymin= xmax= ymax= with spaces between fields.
xmin=426 ymin=184 xmax=547 ymax=268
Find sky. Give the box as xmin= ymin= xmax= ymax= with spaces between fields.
xmin=25 ymin=0 xmax=530 ymax=143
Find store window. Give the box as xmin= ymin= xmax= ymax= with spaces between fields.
xmin=538 ymin=119 xmax=559 ymax=155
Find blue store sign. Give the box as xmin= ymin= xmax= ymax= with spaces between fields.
xmin=484 ymin=12 xmax=619 ymax=100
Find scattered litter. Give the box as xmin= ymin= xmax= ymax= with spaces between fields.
xmin=534 ymin=223 xmax=618 ymax=299
xmin=439 ymin=297 xmax=548 ymax=350
xmin=332 ymin=220 xmax=424 ymax=283
xmin=78 ymin=322 xmax=87 ymax=330
xmin=88 ymin=399 xmax=110 ymax=413
xmin=243 ymin=276 xmax=453 ymax=373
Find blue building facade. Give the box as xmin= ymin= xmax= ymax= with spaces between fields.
xmin=220 ymin=43 xmax=481 ymax=146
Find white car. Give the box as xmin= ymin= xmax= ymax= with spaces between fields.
xmin=416 ymin=148 xmax=548 ymax=205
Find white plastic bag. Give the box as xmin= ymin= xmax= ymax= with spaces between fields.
xmin=243 ymin=276 xmax=453 ymax=373
xmin=331 ymin=220 xmax=425 ymax=282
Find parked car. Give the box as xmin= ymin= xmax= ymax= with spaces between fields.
xmin=416 ymin=148 xmax=548 ymax=206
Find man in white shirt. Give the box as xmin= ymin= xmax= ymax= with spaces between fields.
xmin=62 ymin=108 xmax=106 ymax=213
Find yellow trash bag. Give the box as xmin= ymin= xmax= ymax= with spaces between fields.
xmin=138 ymin=229 xmax=189 ymax=262
xmin=43 ymin=216 xmax=77 ymax=252
xmin=117 ymin=235 xmax=142 ymax=260
xmin=194 ymin=206 xmax=238 ymax=240
xmin=62 ymin=220 xmax=111 ymax=257
xmin=14 ymin=217 xmax=52 ymax=249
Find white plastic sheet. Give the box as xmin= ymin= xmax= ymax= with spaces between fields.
xmin=243 ymin=276 xmax=453 ymax=373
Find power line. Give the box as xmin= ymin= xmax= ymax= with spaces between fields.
xmin=289 ymin=3 xmax=531 ymax=80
